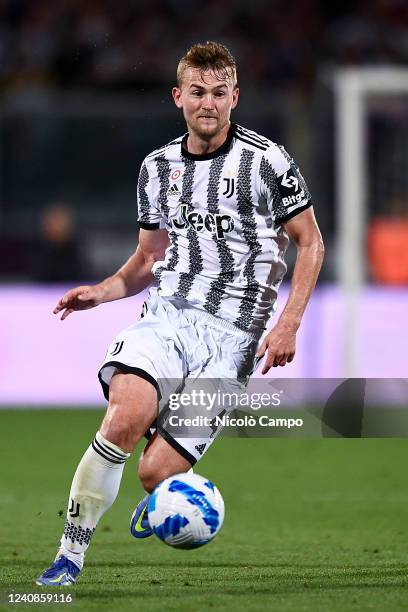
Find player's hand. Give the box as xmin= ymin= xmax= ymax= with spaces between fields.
xmin=53 ymin=285 xmax=106 ymax=320
xmin=255 ymin=324 xmax=296 ymax=374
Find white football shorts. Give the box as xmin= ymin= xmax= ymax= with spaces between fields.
xmin=98 ymin=288 xmax=262 ymax=464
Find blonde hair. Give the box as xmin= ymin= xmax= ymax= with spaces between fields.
xmin=177 ymin=41 xmax=238 ymax=88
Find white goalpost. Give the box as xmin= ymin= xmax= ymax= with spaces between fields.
xmin=334 ymin=67 xmax=408 ymax=377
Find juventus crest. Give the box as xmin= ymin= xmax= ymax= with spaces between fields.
xmin=222 ymin=177 xmax=235 ymax=198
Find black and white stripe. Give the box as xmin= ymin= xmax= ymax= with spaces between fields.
xmin=92 ymin=433 xmax=128 ymax=464
xmin=174 ymin=160 xmax=202 ymax=299
xmin=137 ymin=163 xmax=151 ymax=225
xmin=237 ymin=125 xmax=270 ymax=148
xmin=259 ymin=156 xmax=288 ymax=222
xmin=145 ymin=136 xmax=183 ymax=161
xmin=235 ymin=126 xmax=269 ymax=151
xmin=234 ymin=148 xmax=262 ymax=331
xmin=204 ymin=154 xmax=235 ymax=315
xmin=154 ymin=155 xmax=179 ymax=282
xmin=156 ymin=155 xmax=171 ymax=217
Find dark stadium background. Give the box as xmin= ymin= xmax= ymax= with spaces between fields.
xmin=1 ymin=0 xmax=406 ymax=281
xmin=0 ymin=3 xmax=407 ymax=610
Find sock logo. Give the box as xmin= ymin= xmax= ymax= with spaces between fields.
xmin=68 ymin=498 xmax=80 ymax=518
xmin=64 ymin=520 xmax=95 ymax=546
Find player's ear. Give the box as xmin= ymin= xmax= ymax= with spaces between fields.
xmin=231 ymin=87 xmax=239 ymax=110
xmin=172 ymin=87 xmax=183 ymax=108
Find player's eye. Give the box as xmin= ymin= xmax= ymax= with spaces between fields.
xmin=192 ymin=90 xmax=203 ymax=96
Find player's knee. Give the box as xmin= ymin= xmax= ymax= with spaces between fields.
xmin=100 ymin=418 xmax=139 ymax=454
xmin=100 ymin=398 xmax=142 ymax=453
xmin=100 ymin=373 xmax=156 ymax=453
xmin=100 ymin=419 xmax=141 ymax=453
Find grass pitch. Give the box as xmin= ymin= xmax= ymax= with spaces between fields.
xmin=1 ymin=410 xmax=408 ymax=611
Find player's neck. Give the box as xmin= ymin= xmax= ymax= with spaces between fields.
xmin=186 ymin=122 xmax=231 ymax=155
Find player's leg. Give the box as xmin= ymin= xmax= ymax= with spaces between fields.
xmin=36 ymin=373 xmax=157 ymax=586
xmin=130 ymin=432 xmax=193 ymax=539
xmin=130 ymin=309 xmax=261 ymax=543
xmin=138 ymin=434 xmax=193 ymax=492
xmin=130 ymin=310 xmax=259 ymax=542
xmin=99 ymin=373 xmax=157 ymax=451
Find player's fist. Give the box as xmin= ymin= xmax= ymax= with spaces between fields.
xmin=53 ymin=285 xmax=106 ymax=320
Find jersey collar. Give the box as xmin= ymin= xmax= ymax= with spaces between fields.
xmin=181 ymin=123 xmax=236 ymax=161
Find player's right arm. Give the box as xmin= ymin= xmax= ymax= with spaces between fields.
xmin=53 ymin=228 xmax=169 ymax=320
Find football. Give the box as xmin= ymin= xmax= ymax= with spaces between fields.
xmin=147 ymin=472 xmax=225 ymax=549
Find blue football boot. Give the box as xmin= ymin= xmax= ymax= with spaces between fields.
xmin=130 ymin=494 xmax=153 ymax=539
xmin=36 ymin=555 xmax=81 ymax=586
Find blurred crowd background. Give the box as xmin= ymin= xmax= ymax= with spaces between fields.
xmin=0 ymin=0 xmax=407 ymax=282
xmin=1 ymin=0 xmax=407 ymax=91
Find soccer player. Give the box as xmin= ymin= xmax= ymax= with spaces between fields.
xmin=36 ymin=41 xmax=324 ymax=586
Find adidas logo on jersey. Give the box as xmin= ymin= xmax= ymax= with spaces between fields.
xmin=171 ymin=204 xmax=234 ymax=239
xmin=282 ymin=189 xmax=305 ymax=206
xmin=167 ymin=183 xmax=181 ymax=198
xmin=194 ymin=443 xmax=206 ymax=455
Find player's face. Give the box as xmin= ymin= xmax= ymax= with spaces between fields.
xmin=172 ymin=68 xmax=239 ymax=140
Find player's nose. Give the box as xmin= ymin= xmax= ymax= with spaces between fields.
xmin=201 ymin=94 xmax=215 ymax=109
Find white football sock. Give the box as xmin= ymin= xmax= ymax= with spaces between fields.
xmin=58 ymin=431 xmax=130 ymax=569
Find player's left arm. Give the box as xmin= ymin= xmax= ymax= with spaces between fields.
xmin=256 ymin=207 xmax=324 ymax=373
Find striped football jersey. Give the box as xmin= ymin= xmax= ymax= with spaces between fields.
xmin=137 ymin=123 xmax=312 ymax=334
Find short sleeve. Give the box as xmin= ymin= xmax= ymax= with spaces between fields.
xmin=137 ymin=161 xmax=166 ymax=230
xmin=259 ymin=144 xmax=312 ymax=225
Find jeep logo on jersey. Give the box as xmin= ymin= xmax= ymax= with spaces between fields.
xmin=171 ymin=204 xmax=234 ymax=239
